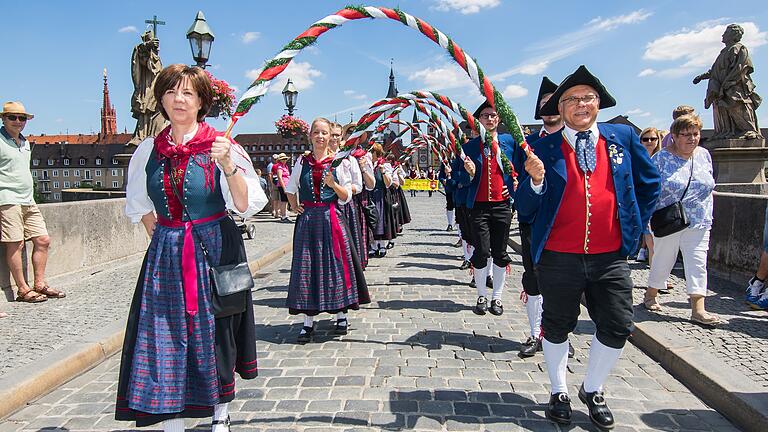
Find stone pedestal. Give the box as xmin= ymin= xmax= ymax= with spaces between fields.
xmin=702 ymin=138 xmax=767 ymax=185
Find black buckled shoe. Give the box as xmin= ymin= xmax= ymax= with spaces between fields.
xmin=446 ymin=224 xmax=454 ymax=232
xmin=485 ymin=275 xmax=493 ymax=288
xmin=578 ymin=385 xmax=615 ymax=430
xmin=473 ymin=296 xmax=488 ymax=315
xmin=459 ymin=260 xmax=471 ymax=270
xmin=568 ymin=342 xmax=575 ymax=358
xmin=545 ymin=392 xmax=572 ymax=425
xmin=297 ymin=326 xmax=314 ymax=344
xmin=368 ymin=249 xmax=376 ymax=258
xmin=519 ymin=337 xmax=542 ymax=358
xmin=469 ymin=278 xmax=477 ymax=288
xmin=377 ymin=248 xmax=387 ymax=258
xmin=335 ymin=318 xmax=349 ymax=335
xmin=489 ymin=299 xmax=504 ymax=316
xmin=386 ymin=241 xmax=395 ymax=249
xmin=212 ymin=415 xmax=231 ymax=432
xmin=453 ymin=238 xmax=463 ymax=248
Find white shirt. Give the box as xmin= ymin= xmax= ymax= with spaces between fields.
xmin=284 ymin=154 xmax=353 ymax=205
xmin=529 ymin=121 xmax=600 ymax=194
xmin=125 ymin=133 xmax=267 ymax=223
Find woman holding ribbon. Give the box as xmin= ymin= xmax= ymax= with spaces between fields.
xmin=118 ymin=64 xmax=267 ymax=432
xmin=368 ymin=143 xmax=395 ymax=257
xmin=285 ymin=118 xmax=369 ymax=343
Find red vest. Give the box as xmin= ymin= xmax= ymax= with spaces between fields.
xmin=545 ymin=136 xmax=622 ymax=254
xmin=475 ymin=139 xmax=505 ymax=202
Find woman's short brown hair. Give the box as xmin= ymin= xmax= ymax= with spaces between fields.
xmin=153 ymin=64 xmax=213 ymax=122
xmin=670 ymin=114 xmax=703 ymax=136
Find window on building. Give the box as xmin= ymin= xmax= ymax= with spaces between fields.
xmin=53 ymin=181 xmax=59 ymax=188
xmin=43 ymin=183 xmax=51 ymax=192
xmin=32 ymin=171 xmax=37 ymax=178
xmin=95 ymin=181 xmax=102 ymax=187
xmin=53 ymin=193 xmax=60 ymax=200
xmin=95 ymin=158 xmax=102 ymax=166
xmin=111 ymin=169 xmax=118 ymax=177
xmin=74 ymin=181 xmax=80 ymax=188
xmin=41 ymin=169 xmax=48 ymax=179
xmin=32 ymin=159 xmax=40 ymax=166
xmin=259 ymin=145 xmax=265 ymax=151
xmin=95 ymin=169 xmax=102 ymax=177
xmin=52 ymin=170 xmax=58 ymax=177
xmin=79 ymin=158 xmax=86 ymax=166
xmin=275 ymin=145 xmax=281 ymax=151
xmin=62 ymin=170 xmax=69 ymax=177
xmin=112 ymin=181 xmax=119 ymax=188
xmin=63 ymin=158 xmax=70 ymax=166
xmin=64 ymin=181 xmax=70 ymax=188
xmin=259 ymin=156 xmax=265 ymax=161
xmin=74 ymin=169 xmax=80 ymax=177
xmin=112 ymin=157 xmax=118 ymax=165
xmin=267 ymin=145 xmax=273 ymax=151
xmin=47 ymin=159 xmax=54 ymax=166
xmin=84 ymin=170 xmax=92 ymax=180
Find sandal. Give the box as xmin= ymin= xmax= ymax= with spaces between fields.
xmin=643 ymin=295 xmax=661 ymax=311
xmin=690 ymin=313 xmax=723 ymax=327
xmin=34 ymin=285 xmax=66 ymax=299
xmin=16 ymin=289 xmax=47 ymax=303
xmin=0 ymin=312 xmax=8 ymax=318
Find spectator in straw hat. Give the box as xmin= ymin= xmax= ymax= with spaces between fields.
xmin=1 ymin=101 xmax=66 ymax=305
xmin=272 ymin=153 xmax=291 ymax=222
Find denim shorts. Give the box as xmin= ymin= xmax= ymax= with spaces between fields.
xmin=763 ymin=206 xmax=768 ymax=252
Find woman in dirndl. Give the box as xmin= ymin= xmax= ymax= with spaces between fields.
xmin=389 ymin=156 xmax=411 ymax=233
xmin=341 ymin=125 xmax=376 ymax=268
xmin=118 ymin=64 xmax=267 ymax=432
xmin=285 ymin=118 xmax=370 ymax=343
xmin=368 ymin=143 xmax=396 ymax=257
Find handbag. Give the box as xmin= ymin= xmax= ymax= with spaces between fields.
xmin=362 ymin=200 xmax=379 ymax=227
xmin=650 ymin=155 xmax=694 ymax=238
xmin=167 ymin=160 xmax=253 ymax=317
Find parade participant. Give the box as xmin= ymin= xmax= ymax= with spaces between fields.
xmin=439 ymin=159 xmax=455 ymax=231
xmin=516 ymin=65 xmax=660 ymax=429
xmin=454 ymin=101 xmax=524 ymax=317
xmin=368 ymin=144 xmax=395 ymax=257
xmin=285 ymin=118 xmax=369 ymax=342
xmin=393 ymin=159 xmax=411 ymax=229
xmin=273 ymin=153 xmax=291 ymax=222
xmin=518 ymin=77 xmax=562 ymax=358
xmin=426 ymin=166 xmax=436 ymax=197
xmin=119 ymin=64 xmax=267 ymax=432
xmin=386 ymin=154 xmax=410 ymax=246
xmin=343 ymin=124 xmax=376 ymax=268
xmin=329 ymin=123 xmax=366 ymax=268
xmin=408 ymin=165 xmax=418 ymax=197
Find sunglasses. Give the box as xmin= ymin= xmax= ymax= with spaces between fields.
xmin=641 ymin=137 xmax=658 ymax=143
xmin=5 ymin=115 xmax=27 ymax=122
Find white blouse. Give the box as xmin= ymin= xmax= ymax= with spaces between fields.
xmin=284 ymin=155 xmax=353 ymax=205
xmin=125 ymin=135 xmax=268 ymax=223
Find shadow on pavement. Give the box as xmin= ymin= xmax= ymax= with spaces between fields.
xmin=374 ymin=299 xmax=471 ymax=313
xmin=396 ymin=262 xmax=458 ymax=271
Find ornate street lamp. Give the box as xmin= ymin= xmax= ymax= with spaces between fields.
xmin=282 ymin=79 xmax=298 ymax=116
xmin=186 ymin=11 xmax=215 ymax=68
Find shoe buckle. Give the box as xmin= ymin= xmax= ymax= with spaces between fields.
xmin=557 ymin=393 xmax=570 ymax=403
xmin=592 ymin=393 xmax=606 ymax=405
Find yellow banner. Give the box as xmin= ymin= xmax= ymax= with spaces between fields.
xmin=402 ymin=179 xmax=439 ymax=191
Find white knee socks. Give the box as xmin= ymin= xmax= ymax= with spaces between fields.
xmin=212 ymin=403 xmax=229 ymax=432
xmin=303 ymin=315 xmax=314 ymax=328
xmin=162 ymin=418 xmax=185 ymax=432
xmin=491 ymin=264 xmax=506 ymax=300
xmin=526 ymin=295 xmax=543 ymax=339
xmin=336 ymin=311 xmax=347 ymax=326
xmin=543 ymin=339 xmax=569 ymax=394
xmin=446 ymin=209 xmax=455 ymax=226
xmin=474 ymin=265 xmax=489 ymax=297
xmin=583 ymin=335 xmax=623 ymax=393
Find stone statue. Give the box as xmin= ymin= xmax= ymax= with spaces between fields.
xmin=128 ymin=30 xmax=166 ymax=146
xmin=693 ymin=24 xmax=762 ymax=139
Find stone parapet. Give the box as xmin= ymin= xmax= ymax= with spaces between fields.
xmin=709 ymin=191 xmax=767 ymax=277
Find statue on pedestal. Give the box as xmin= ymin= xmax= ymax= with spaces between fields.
xmin=128 ymin=30 xmax=166 ymax=146
xmin=693 ymin=24 xmax=762 ymax=139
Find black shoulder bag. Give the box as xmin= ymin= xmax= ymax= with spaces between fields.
xmin=650 ymin=155 xmax=694 ymax=238
xmin=166 ymin=159 xmax=254 ymax=318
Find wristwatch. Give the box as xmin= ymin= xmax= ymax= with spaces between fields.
xmin=224 ymin=166 xmax=239 ymax=178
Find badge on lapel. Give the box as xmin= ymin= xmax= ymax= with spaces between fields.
xmin=608 ymin=143 xmax=623 ymax=165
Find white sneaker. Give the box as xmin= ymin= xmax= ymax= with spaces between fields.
xmin=745 ymin=276 xmax=766 ymax=304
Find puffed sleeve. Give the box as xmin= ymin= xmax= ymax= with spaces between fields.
xmin=363 ymin=155 xmax=375 ymax=191
xmin=334 ymin=161 xmax=354 ymax=205
xmin=125 ymin=138 xmax=156 ymax=223
xmin=347 ymin=157 xmax=363 ymax=194
xmin=220 ymin=143 xmax=268 ymax=218
xmin=284 ymin=155 xmax=303 ymax=195
xmin=382 ymin=162 xmax=394 ymax=177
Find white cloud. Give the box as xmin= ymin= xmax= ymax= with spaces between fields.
xmin=432 ymin=0 xmax=500 ymax=15
xmin=492 ymin=9 xmax=652 ymax=80
xmin=118 ymin=26 xmax=137 ymax=33
xmin=502 ymin=84 xmax=528 ymax=99
xmin=241 ymin=32 xmax=261 ymax=44
xmin=408 ymin=63 xmax=473 ymax=91
xmin=343 ymin=90 xmax=367 ymax=100
xmin=643 ymin=21 xmax=768 ymax=77
xmin=626 ymin=109 xmax=651 ymax=118
xmin=246 ymin=61 xmax=323 ymax=93
xmin=638 ymin=68 xmax=656 ymax=77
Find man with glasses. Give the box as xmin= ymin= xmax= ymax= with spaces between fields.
xmin=515 ymin=66 xmax=660 ymax=429
xmin=454 ymin=101 xmax=525 ymax=317
xmin=1 ymin=101 xmax=65 ymax=305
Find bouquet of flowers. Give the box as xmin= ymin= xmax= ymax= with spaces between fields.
xmin=205 ymin=71 xmax=236 ymax=119
xmin=275 ymin=115 xmax=309 ymax=138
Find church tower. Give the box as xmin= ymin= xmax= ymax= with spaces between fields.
xmin=383 ymin=60 xmax=400 ymax=149
xmin=100 ymin=68 xmax=117 ymax=137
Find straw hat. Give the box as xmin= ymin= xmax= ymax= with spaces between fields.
xmin=276 ymin=153 xmax=289 ymax=160
xmin=1 ymin=101 xmax=34 ymax=119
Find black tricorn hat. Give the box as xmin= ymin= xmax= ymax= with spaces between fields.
xmin=539 ymin=65 xmax=616 ymax=117
xmin=472 ymin=100 xmax=492 ymax=119
xmin=534 ymin=76 xmax=558 ymax=120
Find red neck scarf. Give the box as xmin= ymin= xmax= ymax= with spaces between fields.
xmin=306 ymin=154 xmax=333 ymax=200
xmin=154 ymin=122 xmax=220 ymax=160
xmin=350 ymin=147 xmax=366 ymax=158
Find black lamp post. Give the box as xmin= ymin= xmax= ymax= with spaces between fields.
xmin=282 ymin=79 xmax=298 ymax=116
xmin=186 ymin=11 xmax=215 ymax=68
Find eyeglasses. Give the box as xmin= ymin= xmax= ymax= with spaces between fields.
xmin=560 ymin=94 xmax=598 ymax=107
xmin=677 ymin=131 xmax=700 ymax=140
xmin=478 ymin=113 xmax=498 ymax=120
xmin=641 ymin=137 xmax=659 ymax=143
xmin=4 ymin=115 xmax=27 ymax=122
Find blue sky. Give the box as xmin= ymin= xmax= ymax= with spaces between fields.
xmin=4 ymin=0 xmax=767 ymax=136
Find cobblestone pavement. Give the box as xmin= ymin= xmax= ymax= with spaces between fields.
xmin=0 ymin=214 xmax=294 ymax=379
xmin=627 ymin=251 xmax=768 ymax=387
xmin=0 ymin=197 xmax=737 ymax=431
